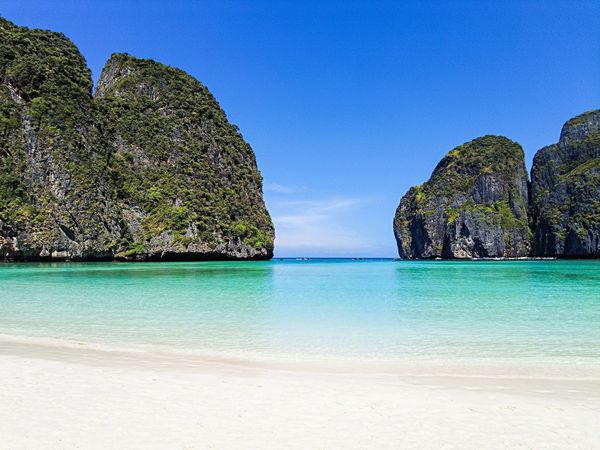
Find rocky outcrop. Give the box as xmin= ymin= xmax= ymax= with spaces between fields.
xmin=394 ymin=136 xmax=531 ymax=259
xmin=530 ymin=110 xmax=600 ymax=257
xmin=95 ymin=54 xmax=274 ymax=260
xmin=0 ymin=17 xmax=117 ymax=261
xmin=394 ymin=111 xmax=600 ymax=260
xmin=0 ymin=18 xmax=273 ymax=261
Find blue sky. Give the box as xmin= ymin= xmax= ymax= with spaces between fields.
xmin=2 ymin=1 xmax=599 ymax=257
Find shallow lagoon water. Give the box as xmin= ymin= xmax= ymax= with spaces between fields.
xmin=0 ymin=259 xmax=599 ymax=364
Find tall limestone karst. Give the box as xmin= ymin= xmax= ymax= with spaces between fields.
xmin=0 ymin=17 xmax=117 ymax=260
xmin=0 ymin=18 xmax=273 ymax=261
xmin=95 ymin=54 xmax=274 ymax=260
xmin=530 ymin=110 xmax=600 ymax=257
xmin=394 ymin=136 xmax=531 ymax=259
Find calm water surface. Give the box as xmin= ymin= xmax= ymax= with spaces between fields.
xmin=0 ymin=259 xmax=599 ymax=364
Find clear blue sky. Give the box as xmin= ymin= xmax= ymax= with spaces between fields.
xmin=2 ymin=1 xmax=599 ymax=257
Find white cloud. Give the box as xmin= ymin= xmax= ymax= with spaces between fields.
xmin=269 ymin=196 xmax=374 ymax=255
xmin=264 ymin=183 xmax=307 ymax=194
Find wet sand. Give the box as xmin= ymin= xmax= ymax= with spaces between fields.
xmin=1 ymin=336 xmax=599 ymax=449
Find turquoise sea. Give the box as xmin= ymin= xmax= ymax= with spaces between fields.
xmin=0 ymin=259 xmax=599 ymax=364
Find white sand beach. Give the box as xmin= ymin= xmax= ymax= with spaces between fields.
xmin=1 ymin=337 xmax=599 ymax=449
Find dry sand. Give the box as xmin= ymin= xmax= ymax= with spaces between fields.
xmin=0 ymin=337 xmax=599 ymax=449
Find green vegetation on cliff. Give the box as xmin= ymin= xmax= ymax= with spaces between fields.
xmin=0 ymin=16 xmax=112 ymax=259
xmin=428 ymin=136 xmax=528 ymax=196
xmin=95 ymin=54 xmax=273 ymax=259
xmin=394 ymin=136 xmax=531 ymax=259
xmin=530 ymin=110 xmax=600 ymax=257
xmin=0 ymin=18 xmax=273 ymax=261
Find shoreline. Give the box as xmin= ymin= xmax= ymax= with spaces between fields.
xmin=4 ymin=256 xmax=600 ymax=264
xmin=2 ymin=257 xmax=599 ymax=448
xmin=1 ymin=333 xmax=599 ymax=394
xmin=1 ymin=335 xmax=599 ymax=449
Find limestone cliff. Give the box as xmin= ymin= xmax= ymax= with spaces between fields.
xmin=95 ymin=54 xmax=274 ymax=260
xmin=0 ymin=18 xmax=273 ymax=261
xmin=394 ymin=136 xmax=530 ymax=259
xmin=0 ymin=17 xmax=117 ymax=260
xmin=530 ymin=110 xmax=600 ymax=257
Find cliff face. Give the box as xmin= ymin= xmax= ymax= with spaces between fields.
xmin=0 ymin=17 xmax=117 ymax=261
xmin=530 ymin=110 xmax=600 ymax=257
xmin=394 ymin=136 xmax=530 ymax=259
xmin=95 ymin=54 xmax=274 ymax=260
xmin=0 ymin=18 xmax=273 ymax=261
